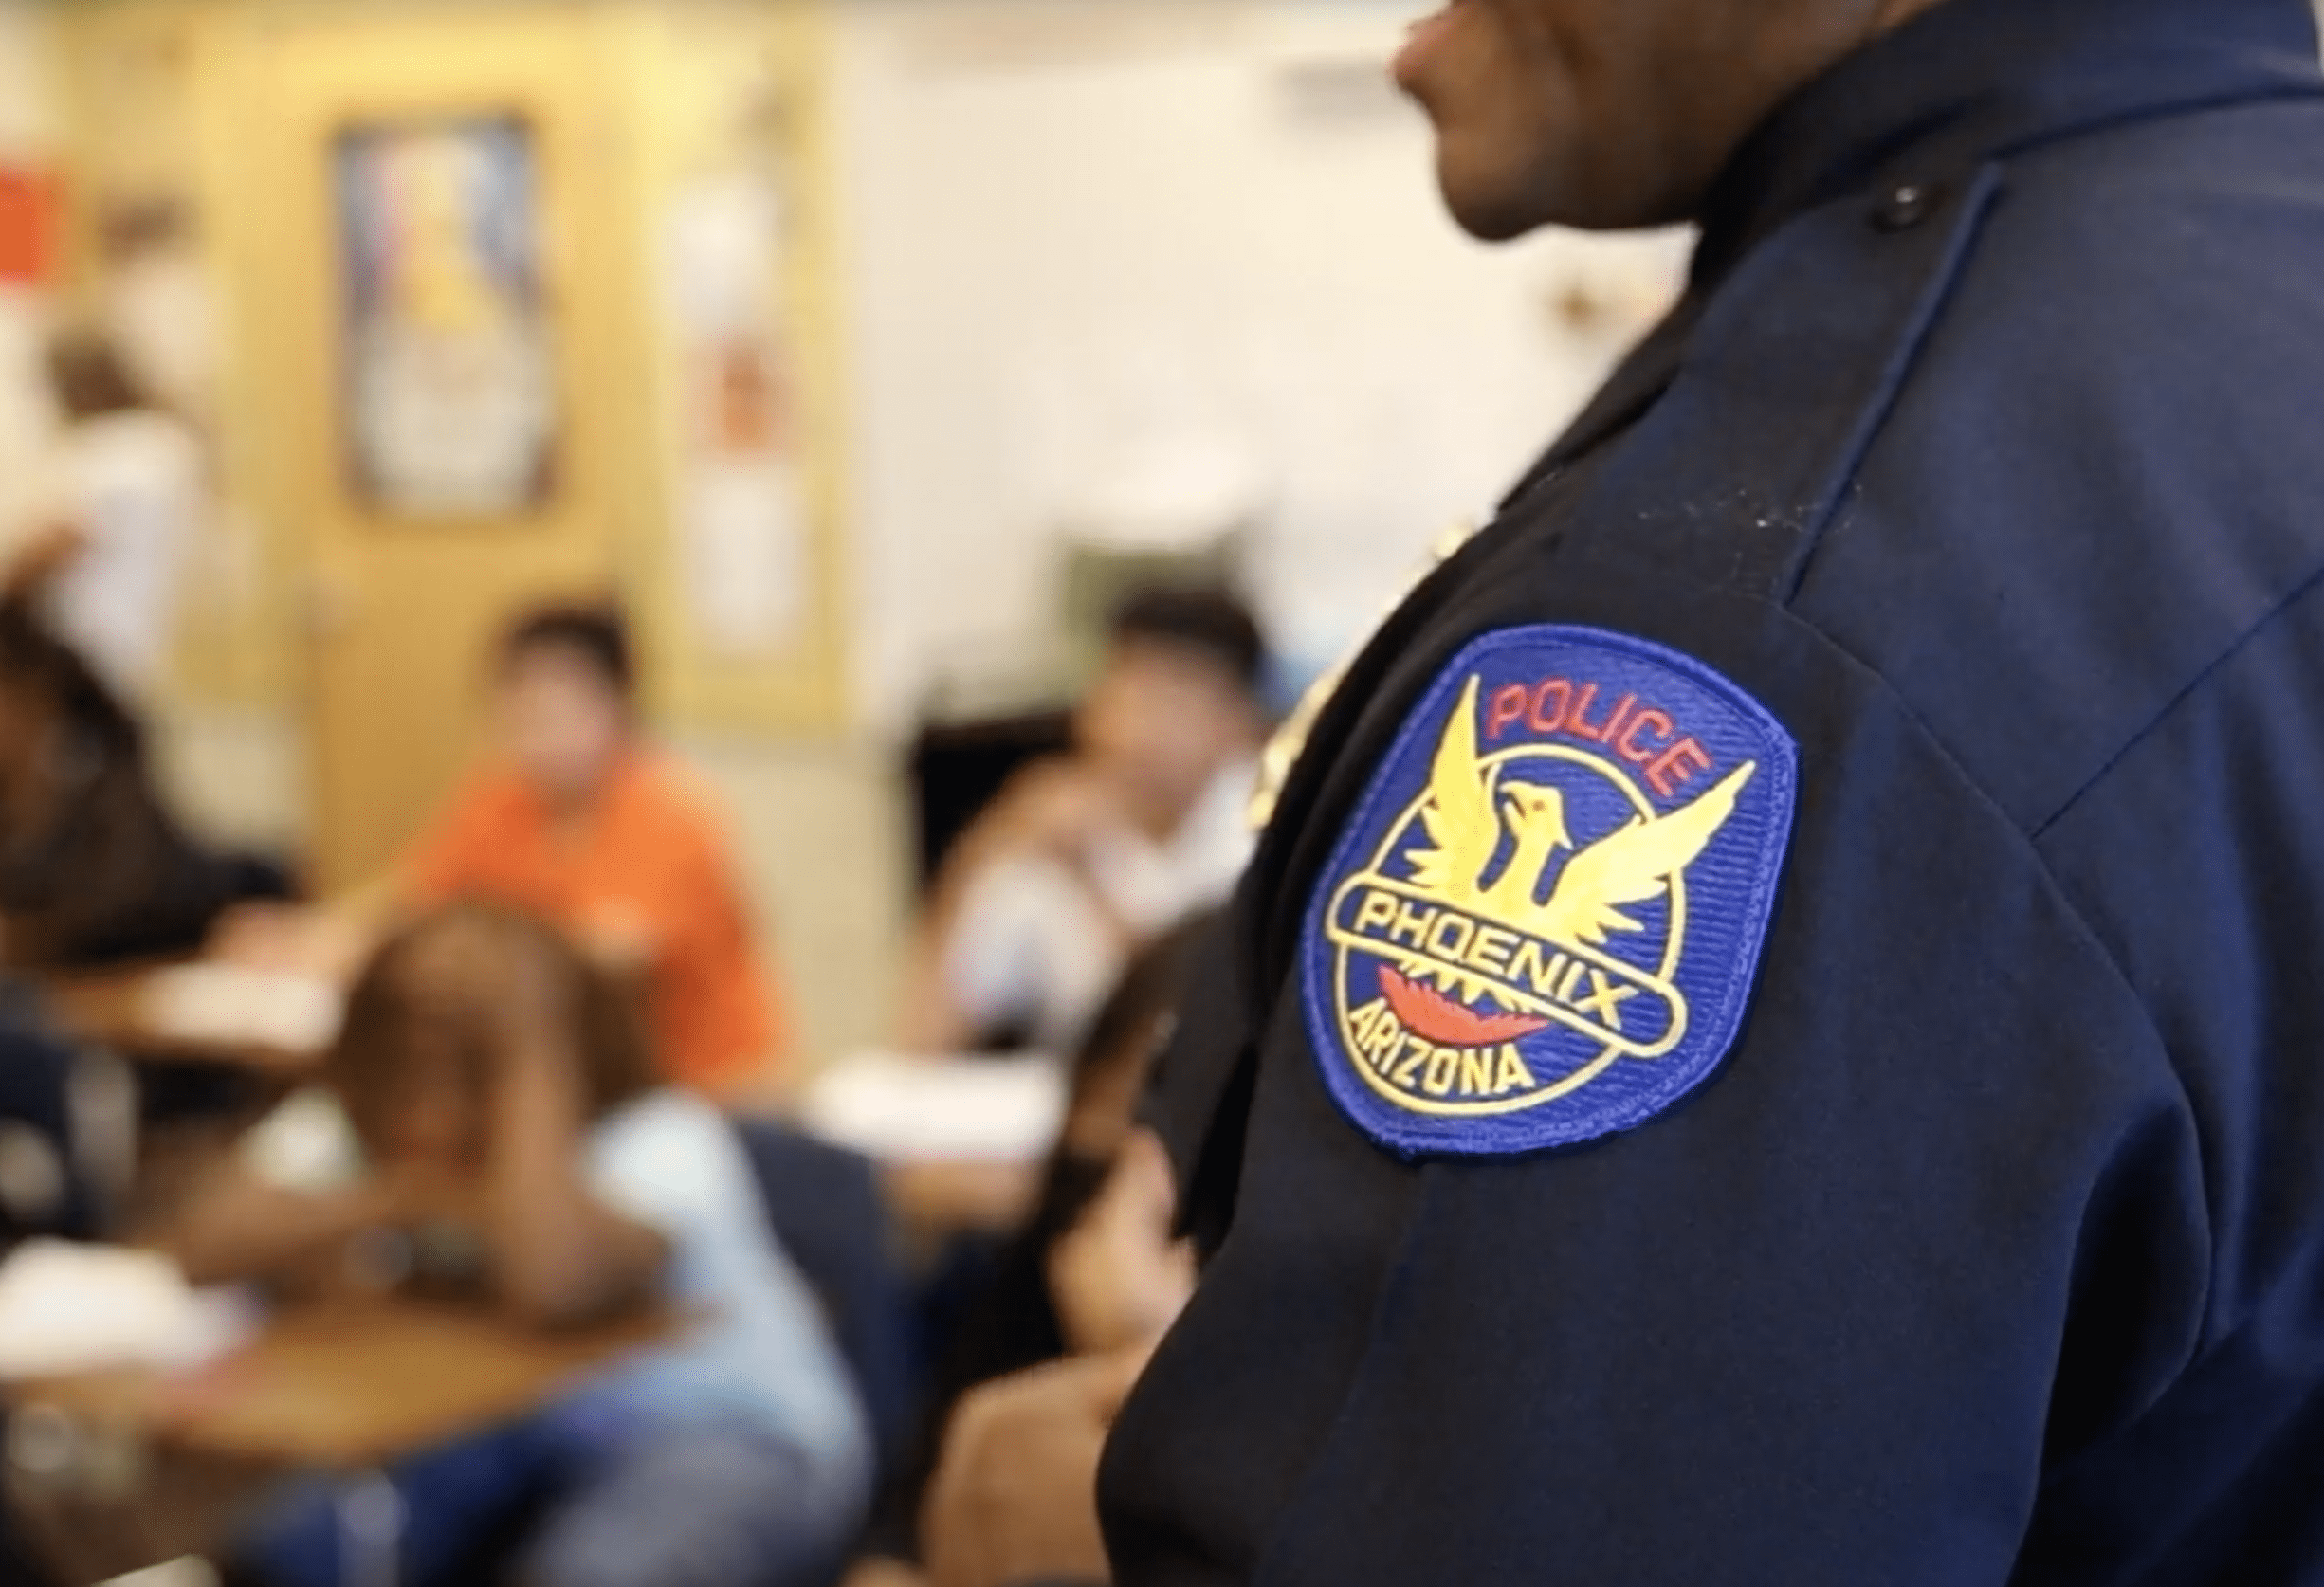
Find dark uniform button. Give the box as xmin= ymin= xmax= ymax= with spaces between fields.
xmin=1872 ymin=180 xmax=1943 ymax=231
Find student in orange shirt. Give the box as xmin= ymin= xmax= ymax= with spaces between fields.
xmin=223 ymin=604 xmax=790 ymax=1100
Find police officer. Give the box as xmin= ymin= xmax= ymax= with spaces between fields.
xmin=924 ymin=0 xmax=2324 ymax=1582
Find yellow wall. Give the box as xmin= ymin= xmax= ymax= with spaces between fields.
xmin=46 ymin=0 xmax=851 ymax=738
xmin=50 ymin=0 xmax=278 ymax=703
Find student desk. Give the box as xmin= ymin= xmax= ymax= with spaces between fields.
xmin=30 ymin=963 xmax=338 ymax=1236
xmin=802 ymin=1051 xmax=1064 ymax=1241
xmin=14 ymin=1301 xmax=672 ymax=1468
xmin=6 ymin=1301 xmax=672 ymax=1580
xmin=40 ymin=963 xmax=333 ymax=1081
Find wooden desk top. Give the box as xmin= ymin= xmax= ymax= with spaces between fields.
xmin=11 ymin=1302 xmax=673 ymax=1470
xmin=40 ymin=965 xmax=327 ymax=1077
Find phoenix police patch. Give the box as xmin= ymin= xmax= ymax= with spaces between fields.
xmin=1302 ymin=626 xmax=1798 ymax=1159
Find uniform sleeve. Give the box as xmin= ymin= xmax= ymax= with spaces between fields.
xmin=1136 ymin=908 xmax=1258 ymax=1262
xmin=1102 ymin=617 xmax=2214 ymax=1587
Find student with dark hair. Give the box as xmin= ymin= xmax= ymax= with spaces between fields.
xmin=899 ymin=588 xmax=1268 ymax=1057
xmin=164 ymin=904 xmax=870 ymax=1587
xmin=499 ymin=601 xmax=637 ymax=695
xmin=0 ymin=598 xmax=254 ymax=969
xmin=221 ymin=601 xmax=791 ymax=1099
xmin=1104 ymin=589 xmax=1265 ymax=700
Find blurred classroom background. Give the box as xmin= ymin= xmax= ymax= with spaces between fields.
xmin=0 ymin=0 xmax=1678 ymax=1071
xmin=0 ymin=3 xmax=1687 ymax=1584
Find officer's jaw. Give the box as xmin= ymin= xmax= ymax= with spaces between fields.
xmin=1393 ymin=0 xmax=1956 ymax=241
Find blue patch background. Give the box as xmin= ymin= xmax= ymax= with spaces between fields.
xmin=1302 ymin=626 xmax=1799 ymax=1159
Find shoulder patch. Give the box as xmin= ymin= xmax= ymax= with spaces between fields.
xmin=1302 ymin=626 xmax=1797 ymax=1159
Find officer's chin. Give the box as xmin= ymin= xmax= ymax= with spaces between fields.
xmin=1434 ymin=140 xmax=1624 ymax=242
xmin=1440 ymin=191 xmax=1529 ymax=243
xmin=1450 ymin=174 xmax=1630 ymax=243
xmin=1435 ymin=151 xmax=1553 ymax=243
xmin=1441 ymin=159 xmax=1693 ymax=241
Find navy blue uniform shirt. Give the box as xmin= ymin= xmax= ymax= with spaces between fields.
xmin=1101 ymin=0 xmax=2324 ymax=1581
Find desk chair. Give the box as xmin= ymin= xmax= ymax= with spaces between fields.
xmin=907 ymin=709 xmax=1076 ymax=895
xmin=0 ymin=1019 xmax=109 ymax=1587
xmin=0 ymin=1020 xmax=101 ymax=1246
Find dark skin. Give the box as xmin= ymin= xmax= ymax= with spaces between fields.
xmin=157 ymin=917 xmax=664 ymax=1330
xmin=1394 ymin=0 xmax=1950 ymax=239
xmin=916 ymin=4 xmax=1960 ymax=1585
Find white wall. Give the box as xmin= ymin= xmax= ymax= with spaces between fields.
xmin=832 ymin=0 xmax=1683 ymax=730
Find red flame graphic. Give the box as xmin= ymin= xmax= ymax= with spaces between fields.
xmin=1378 ymin=967 xmax=1551 ymax=1048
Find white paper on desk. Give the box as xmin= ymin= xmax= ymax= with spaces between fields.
xmin=100 ymin=1559 xmax=220 ymax=1587
xmin=138 ymin=964 xmax=343 ymax=1056
xmin=798 ymin=1052 xmax=1068 ymax=1164
xmin=0 ymin=1241 xmax=260 ymax=1379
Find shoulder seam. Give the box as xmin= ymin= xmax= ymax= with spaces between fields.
xmin=2032 ymin=553 xmax=2324 ymax=841
xmin=2008 ymin=559 xmax=2324 ymax=1356
xmin=1776 ymin=164 xmax=2008 ymax=604
xmin=1797 ymin=612 xmax=2218 ymax=1359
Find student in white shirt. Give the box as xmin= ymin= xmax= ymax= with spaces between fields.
xmin=901 ymin=588 xmax=1270 ymax=1057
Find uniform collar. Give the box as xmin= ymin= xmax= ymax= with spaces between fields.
xmin=1695 ymin=0 xmax=2324 ymax=284
xmin=1514 ymin=0 xmax=2322 ymax=496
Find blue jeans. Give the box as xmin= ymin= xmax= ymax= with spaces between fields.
xmin=237 ymin=1399 xmax=858 ymax=1587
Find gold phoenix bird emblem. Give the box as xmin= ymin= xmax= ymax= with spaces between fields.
xmin=1319 ymin=653 xmax=1791 ymax=1130
xmin=1323 ymin=673 xmax=1761 ymax=1090
xmin=1410 ymin=676 xmax=1757 ymax=948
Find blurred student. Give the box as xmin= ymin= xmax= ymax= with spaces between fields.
xmin=853 ymin=922 xmax=1202 ymax=1587
xmin=5 ymin=328 xmax=205 ymax=704
xmin=225 ymin=603 xmax=791 ymax=1099
xmin=0 ymin=600 xmax=258 ymax=969
xmin=901 ymin=590 xmax=1266 ymax=1056
xmin=917 ymin=1144 xmax=1185 ymax=1587
xmin=166 ymin=904 xmax=870 ymax=1587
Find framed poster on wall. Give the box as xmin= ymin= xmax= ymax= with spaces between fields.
xmin=336 ymin=115 xmax=558 ymax=518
